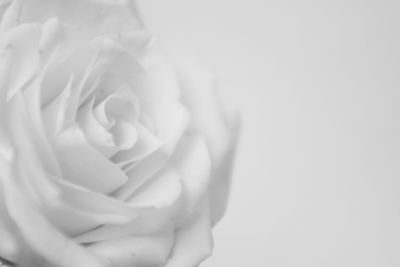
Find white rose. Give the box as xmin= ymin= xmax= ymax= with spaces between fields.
xmin=0 ymin=0 xmax=239 ymax=267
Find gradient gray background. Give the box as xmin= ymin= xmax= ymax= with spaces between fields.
xmin=138 ymin=1 xmax=400 ymax=266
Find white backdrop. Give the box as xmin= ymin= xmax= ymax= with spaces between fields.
xmin=138 ymin=1 xmax=400 ymax=266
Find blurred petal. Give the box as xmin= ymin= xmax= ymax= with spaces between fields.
xmin=165 ymin=198 xmax=213 ymax=267
xmin=171 ymin=132 xmax=212 ymax=218
xmin=177 ymin=61 xmax=240 ymax=224
xmin=133 ymin=37 xmax=181 ymax=102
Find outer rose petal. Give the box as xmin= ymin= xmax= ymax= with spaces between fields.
xmin=176 ymin=60 xmax=240 ymax=224
xmin=74 ymin=168 xmax=183 ymax=243
xmin=171 ymin=132 xmax=212 ymax=218
xmin=88 ymin=229 xmax=174 ymax=267
xmin=1 ymin=156 xmax=104 ymax=267
xmin=165 ymin=198 xmax=213 ymax=267
xmin=0 ymin=178 xmax=20 ymax=263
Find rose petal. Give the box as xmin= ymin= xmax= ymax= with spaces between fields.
xmin=0 ymin=26 xmax=64 ymax=177
xmin=42 ymin=75 xmax=74 ymax=135
xmin=165 ymin=198 xmax=213 ymax=267
xmin=127 ymin=168 xmax=182 ymax=208
xmin=0 ymin=186 xmax=20 ymax=262
xmin=53 ymin=127 xmax=128 ymax=194
xmin=131 ymin=37 xmax=181 ymax=102
xmin=41 ymin=177 xmax=138 ymax=236
xmin=100 ymin=88 xmax=139 ymax=122
xmin=77 ymin=98 xmax=114 ymax=147
xmin=1 ymin=158 xmax=103 ymax=267
xmin=54 ymin=178 xmax=137 ymax=220
xmin=112 ymin=121 xmax=161 ymax=165
xmin=6 ymin=91 xmax=61 ymax=198
xmin=89 ymin=229 xmax=174 ymax=267
xmin=114 ymin=99 xmax=189 ymax=200
xmin=77 ymin=97 xmax=132 ymax=158
xmin=110 ymin=121 xmax=138 ymax=152
xmin=40 ymin=34 xmax=97 ymax=107
xmin=171 ymin=132 xmax=212 ymax=217
xmin=0 ymin=24 xmax=40 ymax=100
xmin=177 ymin=61 xmax=240 ymax=224
xmin=74 ymin=168 xmax=182 ymax=243
xmin=88 ymin=34 xmax=181 ymax=106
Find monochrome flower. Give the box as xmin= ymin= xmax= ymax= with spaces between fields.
xmin=0 ymin=0 xmax=239 ymax=266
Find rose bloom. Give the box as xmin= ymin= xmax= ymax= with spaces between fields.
xmin=0 ymin=0 xmax=239 ymax=267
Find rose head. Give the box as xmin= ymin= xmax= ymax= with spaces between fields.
xmin=0 ymin=0 xmax=239 ymax=267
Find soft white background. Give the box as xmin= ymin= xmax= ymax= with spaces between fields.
xmin=138 ymin=1 xmax=400 ymax=266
